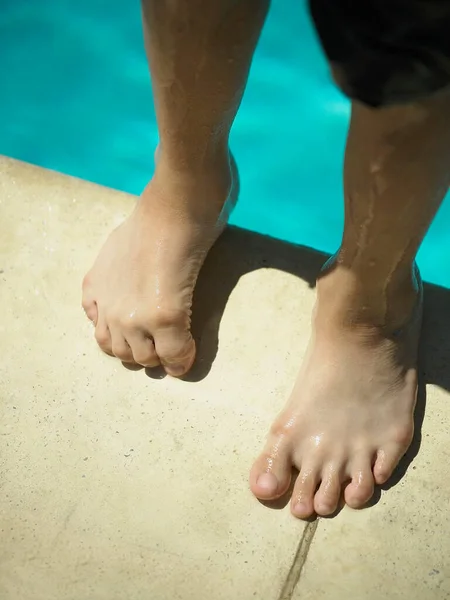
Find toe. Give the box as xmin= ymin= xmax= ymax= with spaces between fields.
xmin=153 ymin=324 xmax=196 ymax=377
xmin=82 ymin=300 xmax=98 ymax=324
xmin=344 ymin=463 xmax=374 ymax=509
xmin=110 ymin=329 xmax=135 ymax=363
xmin=81 ymin=287 xmax=98 ymax=324
xmin=313 ymin=465 xmax=342 ymax=516
xmin=81 ymin=276 xmax=97 ymax=322
xmin=127 ymin=333 xmax=160 ymax=367
xmin=250 ymin=440 xmax=292 ymax=501
xmin=373 ymin=444 xmax=404 ymax=485
xmin=94 ymin=319 xmax=113 ymax=356
xmin=291 ymin=465 xmax=320 ymax=519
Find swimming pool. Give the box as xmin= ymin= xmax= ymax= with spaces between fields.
xmin=1 ymin=0 xmax=450 ymax=287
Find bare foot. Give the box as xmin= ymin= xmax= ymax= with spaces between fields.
xmin=82 ymin=151 xmax=237 ymax=376
xmin=250 ymin=265 xmax=422 ymax=518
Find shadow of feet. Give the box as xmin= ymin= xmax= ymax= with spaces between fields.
xmin=376 ymin=282 xmax=450 ymax=497
xmin=185 ymin=226 xmax=323 ymax=381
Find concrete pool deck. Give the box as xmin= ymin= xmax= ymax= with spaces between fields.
xmin=1 ymin=155 xmax=449 ymax=600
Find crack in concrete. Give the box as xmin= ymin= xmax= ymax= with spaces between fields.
xmin=277 ymin=520 xmax=319 ymax=600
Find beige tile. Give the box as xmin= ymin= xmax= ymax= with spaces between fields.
xmin=293 ymin=387 xmax=450 ymax=599
xmin=0 ymin=157 xmax=317 ymax=600
xmin=4 ymin=156 xmax=450 ymax=600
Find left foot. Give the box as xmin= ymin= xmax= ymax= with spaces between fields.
xmin=250 ymin=265 xmax=422 ymax=519
xmin=82 ymin=150 xmax=236 ymax=376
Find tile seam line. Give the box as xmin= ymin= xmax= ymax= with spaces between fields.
xmin=276 ymin=519 xmax=319 ymax=600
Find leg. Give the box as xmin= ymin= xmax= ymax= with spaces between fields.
xmin=250 ymin=92 xmax=450 ymax=518
xmin=82 ymin=0 xmax=268 ymax=375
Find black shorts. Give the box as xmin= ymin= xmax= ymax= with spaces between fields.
xmin=309 ymin=0 xmax=450 ymax=107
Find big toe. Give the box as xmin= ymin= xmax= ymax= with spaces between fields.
xmin=154 ymin=324 xmax=196 ymax=377
xmin=250 ymin=447 xmax=292 ymax=500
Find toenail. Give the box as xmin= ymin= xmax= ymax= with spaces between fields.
xmin=256 ymin=472 xmax=278 ymax=494
xmin=293 ymin=502 xmax=309 ymax=517
xmin=83 ymin=308 xmax=96 ymax=325
xmin=347 ymin=496 xmax=365 ymax=508
xmin=375 ymin=472 xmax=389 ymax=484
xmin=316 ymin=502 xmax=332 ymax=514
xmin=165 ymin=364 xmax=186 ymax=376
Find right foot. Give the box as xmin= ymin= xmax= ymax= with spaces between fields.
xmin=82 ymin=151 xmax=237 ymax=376
xmin=250 ymin=266 xmax=421 ymax=518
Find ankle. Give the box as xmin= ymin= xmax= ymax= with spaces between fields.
xmin=142 ymin=148 xmax=235 ymax=221
xmin=157 ymin=140 xmax=231 ymax=176
xmin=316 ymin=263 xmax=419 ymax=333
xmin=154 ymin=145 xmax=232 ymax=190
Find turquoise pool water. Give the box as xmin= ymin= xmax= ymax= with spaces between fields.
xmin=1 ymin=0 xmax=450 ymax=287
